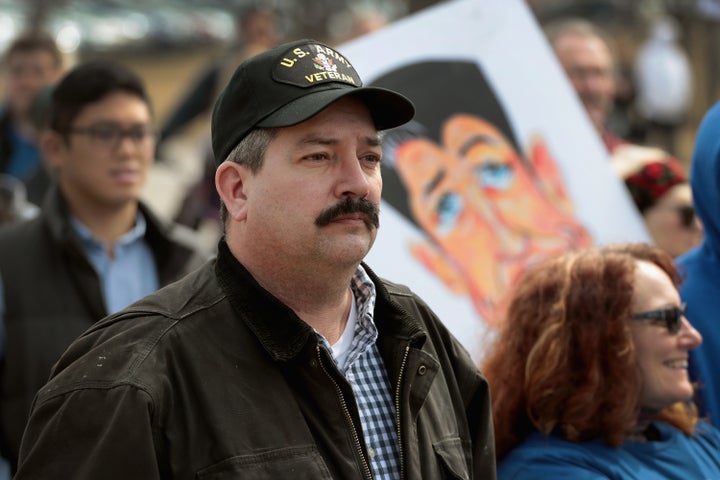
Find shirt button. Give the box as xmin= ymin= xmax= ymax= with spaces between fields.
xmin=368 ymin=447 xmax=376 ymax=458
xmin=418 ymin=365 xmax=427 ymax=375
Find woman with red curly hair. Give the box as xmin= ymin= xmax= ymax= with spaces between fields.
xmin=483 ymin=243 xmax=720 ymax=478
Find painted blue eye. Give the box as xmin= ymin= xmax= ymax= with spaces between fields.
xmin=475 ymin=163 xmax=513 ymax=190
xmin=436 ymin=192 xmax=463 ymax=235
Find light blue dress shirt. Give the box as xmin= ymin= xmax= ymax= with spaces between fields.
xmin=70 ymin=214 xmax=158 ymax=314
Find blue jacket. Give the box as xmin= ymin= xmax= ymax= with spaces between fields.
xmin=498 ymin=422 xmax=720 ymax=479
xmin=677 ymin=100 xmax=720 ymax=427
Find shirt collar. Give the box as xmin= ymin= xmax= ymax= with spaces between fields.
xmin=351 ymin=264 xmax=377 ymax=332
xmin=71 ymin=211 xmax=147 ymax=250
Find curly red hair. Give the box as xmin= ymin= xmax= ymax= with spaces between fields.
xmin=482 ymin=243 xmax=698 ymax=460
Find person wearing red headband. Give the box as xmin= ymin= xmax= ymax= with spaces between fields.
xmin=612 ymin=144 xmax=702 ymax=258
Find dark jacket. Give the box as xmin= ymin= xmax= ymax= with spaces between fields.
xmin=16 ymin=241 xmax=496 ymax=479
xmin=0 ymin=184 xmax=208 ymax=471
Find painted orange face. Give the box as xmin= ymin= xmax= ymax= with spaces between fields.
xmin=394 ymin=113 xmax=592 ymax=324
xmin=443 ymin=114 xmax=590 ymax=247
xmin=396 ymin=137 xmax=501 ymax=313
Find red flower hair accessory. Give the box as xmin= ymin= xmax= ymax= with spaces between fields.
xmin=623 ymin=158 xmax=686 ymax=212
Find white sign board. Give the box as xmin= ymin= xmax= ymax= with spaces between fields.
xmin=341 ymin=0 xmax=649 ymax=361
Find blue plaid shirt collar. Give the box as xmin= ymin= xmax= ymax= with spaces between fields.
xmin=349 ymin=264 xmax=377 ymax=340
xmin=316 ymin=264 xmax=378 ymax=371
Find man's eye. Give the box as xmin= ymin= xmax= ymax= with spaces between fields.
xmin=129 ymin=129 xmax=149 ymax=141
xmin=361 ymin=153 xmax=381 ymax=164
xmin=91 ymin=128 xmax=117 ymax=142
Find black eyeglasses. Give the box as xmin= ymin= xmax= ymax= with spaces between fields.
xmin=65 ymin=123 xmax=155 ymax=150
xmin=631 ymin=303 xmax=686 ymax=334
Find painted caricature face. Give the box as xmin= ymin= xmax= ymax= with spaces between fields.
xmin=48 ymin=92 xmax=154 ymax=209
xmin=396 ymin=115 xmax=590 ymax=323
xmin=394 ymin=113 xmax=591 ymax=323
xmin=631 ymin=260 xmax=702 ymax=411
xmin=442 ymin=115 xmax=588 ymax=247
xmin=395 ymin=136 xmax=501 ymax=307
xmin=240 ymin=97 xmax=382 ymax=270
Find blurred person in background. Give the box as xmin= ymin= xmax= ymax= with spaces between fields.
xmin=0 ymin=60 xmax=209 ymax=475
xmin=678 ymin=100 xmax=720 ymax=430
xmin=545 ymin=18 xmax=625 ymax=151
xmin=326 ymin=4 xmax=389 ymax=45
xmin=546 ymin=17 xmax=684 ymax=165
xmin=158 ymin=4 xmax=281 ymax=145
xmin=611 ymin=144 xmax=702 ymax=258
xmin=158 ymin=4 xmax=282 ymax=249
xmin=545 ymin=16 xmax=699 ymax=254
xmin=0 ymin=32 xmax=64 ymax=206
xmin=483 ymin=243 xmax=720 ymax=479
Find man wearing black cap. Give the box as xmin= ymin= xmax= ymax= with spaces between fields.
xmin=16 ymin=40 xmax=496 ymax=479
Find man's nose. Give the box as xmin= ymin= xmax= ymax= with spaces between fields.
xmin=335 ymin=157 xmax=372 ymax=199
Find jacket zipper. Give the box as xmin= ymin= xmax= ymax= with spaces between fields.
xmin=395 ymin=344 xmax=410 ymax=480
xmin=316 ymin=345 xmax=373 ymax=479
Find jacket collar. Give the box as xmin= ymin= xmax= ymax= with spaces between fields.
xmin=42 ymin=182 xmax=78 ymax=246
xmin=215 ymin=240 xmax=315 ymax=362
xmin=214 ymin=240 xmax=427 ymax=362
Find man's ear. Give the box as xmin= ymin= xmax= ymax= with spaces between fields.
xmin=40 ymin=130 xmax=66 ymax=172
xmin=216 ymin=161 xmax=250 ymax=221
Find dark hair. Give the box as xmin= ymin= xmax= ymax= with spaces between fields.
xmin=3 ymin=31 xmax=62 ymax=67
xmin=219 ymin=127 xmax=278 ymax=226
xmin=48 ymin=60 xmax=152 ymax=134
xmin=482 ymin=242 xmax=697 ymax=460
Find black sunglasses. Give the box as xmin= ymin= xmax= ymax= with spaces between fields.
xmin=631 ymin=303 xmax=686 ymax=334
xmin=676 ymin=205 xmax=695 ymax=229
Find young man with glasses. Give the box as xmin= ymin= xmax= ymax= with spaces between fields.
xmin=0 ymin=60 xmax=209 ymax=475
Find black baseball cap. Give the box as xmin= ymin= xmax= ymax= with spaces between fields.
xmin=211 ymin=38 xmax=415 ymax=164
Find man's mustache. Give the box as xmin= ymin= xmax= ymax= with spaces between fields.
xmin=315 ymin=197 xmax=380 ymax=229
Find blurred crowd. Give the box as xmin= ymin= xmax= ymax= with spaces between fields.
xmin=0 ymin=2 xmax=707 ymax=253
